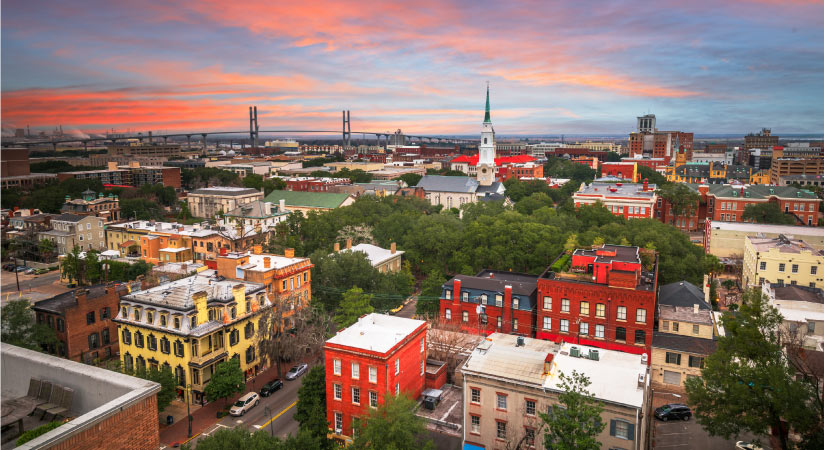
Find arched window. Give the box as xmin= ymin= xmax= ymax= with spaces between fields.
xmin=147 ymin=334 xmax=157 ymax=351
xmin=484 ymin=138 xmax=488 ymax=144
xmin=173 ymin=339 xmax=184 ymax=357
xmin=122 ymin=329 xmax=131 ymax=345
xmin=124 ymin=353 xmax=133 ymax=372
xmin=136 ymin=355 xmax=145 ymax=371
xmin=160 ymin=337 xmax=170 ymax=354
xmin=175 ymin=365 xmax=186 ymax=386
xmin=134 ymin=331 xmax=144 ymax=348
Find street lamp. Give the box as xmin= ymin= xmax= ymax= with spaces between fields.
xmin=264 ymin=406 xmax=274 ymax=437
xmin=186 ymin=383 xmax=193 ymax=438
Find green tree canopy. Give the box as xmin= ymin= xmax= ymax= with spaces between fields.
xmin=350 ymin=394 xmax=434 ymax=450
xmin=294 ymin=366 xmax=333 ymax=449
xmin=742 ymin=202 xmax=797 ymax=225
xmin=685 ymin=289 xmax=819 ymax=449
xmin=1 ymin=299 xmax=58 ymax=352
xmin=656 ymin=183 xmax=701 ymax=217
xmin=540 ymin=370 xmax=606 ymax=450
xmin=395 ymin=173 xmax=422 ymax=187
xmin=134 ymin=365 xmax=177 ymax=413
xmin=336 ymin=287 xmax=374 ymax=328
xmin=185 ymin=427 xmax=323 ymax=450
xmin=637 ymin=165 xmax=669 ymax=186
xmin=204 ymin=359 xmax=245 ymax=407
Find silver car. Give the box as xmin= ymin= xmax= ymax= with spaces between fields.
xmin=285 ymin=363 xmax=308 ymax=380
xmin=229 ymin=392 xmax=259 ymax=416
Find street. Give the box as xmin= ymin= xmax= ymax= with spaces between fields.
xmin=0 ymin=270 xmax=67 ymax=304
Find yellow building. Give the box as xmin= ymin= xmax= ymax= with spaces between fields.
xmin=743 ymin=235 xmax=824 ymax=288
xmin=114 ymin=270 xmax=292 ymax=403
xmin=749 ymin=169 xmax=770 ymax=185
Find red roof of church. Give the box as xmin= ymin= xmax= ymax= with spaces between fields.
xmin=450 ymin=154 xmax=536 ymax=166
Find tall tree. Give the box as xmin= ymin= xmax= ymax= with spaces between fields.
xmin=742 ymin=202 xmax=796 ymax=225
xmin=685 ymin=289 xmax=818 ymax=449
xmin=258 ymin=297 xmax=332 ymax=380
xmin=61 ymin=245 xmax=85 ymax=285
xmin=350 ymin=394 xmax=434 ymax=450
xmin=134 ymin=365 xmax=178 ymax=413
xmin=540 ymin=370 xmax=605 ymax=450
xmin=294 ymin=366 xmax=333 ymax=449
xmin=203 ymin=359 xmax=245 ymax=408
xmin=1 ymin=299 xmax=58 ymax=352
xmin=656 ymin=183 xmax=701 ymax=219
xmin=336 ymin=287 xmax=374 ymax=328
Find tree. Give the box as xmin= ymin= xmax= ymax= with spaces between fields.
xmin=38 ymin=239 xmax=56 ymax=262
xmin=184 ymin=427 xmax=322 ymax=450
xmin=395 ymin=173 xmax=422 ymax=187
xmin=1 ymin=299 xmax=58 ymax=352
xmin=204 ymin=358 xmax=245 ymax=407
xmin=417 ymin=270 xmax=447 ymax=317
xmin=350 ymin=394 xmax=434 ymax=450
xmin=134 ymin=365 xmax=177 ymax=413
xmin=742 ymin=202 xmax=796 ymax=225
xmin=427 ymin=323 xmax=482 ymax=384
xmin=294 ymin=366 xmax=333 ymax=448
xmin=120 ymin=198 xmax=165 ymax=220
xmin=336 ymin=287 xmax=374 ymax=328
xmin=563 ymin=234 xmax=579 ymax=253
xmin=722 ymin=279 xmax=737 ymax=291
xmin=656 ymin=183 xmax=701 ymax=218
xmin=637 ymin=165 xmax=668 ymax=186
xmin=540 ymin=370 xmax=605 ymax=450
xmin=85 ymin=250 xmax=102 ymax=284
xmin=685 ymin=289 xmax=818 ymax=450
xmin=61 ymin=245 xmax=85 ymax=285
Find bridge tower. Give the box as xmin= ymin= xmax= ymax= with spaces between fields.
xmin=249 ymin=106 xmax=259 ymax=148
xmin=342 ymin=110 xmax=351 ymax=148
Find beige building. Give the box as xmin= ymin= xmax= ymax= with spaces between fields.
xmin=652 ymin=281 xmax=717 ymax=389
xmin=39 ymin=213 xmax=107 ymax=255
xmin=334 ymin=241 xmax=404 ymax=273
xmin=323 ymin=161 xmax=386 ymax=172
xmin=187 ymin=187 xmax=264 ymax=219
xmin=743 ymin=235 xmax=824 ymax=288
xmin=763 ymin=283 xmax=824 ymax=351
xmin=461 ymin=333 xmax=649 ymax=450
xmin=704 ymin=220 xmax=824 ymax=259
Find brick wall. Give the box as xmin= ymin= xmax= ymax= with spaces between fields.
xmin=50 ymin=395 xmax=159 ymax=450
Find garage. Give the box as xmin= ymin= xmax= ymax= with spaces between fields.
xmin=663 ymin=370 xmax=682 ymax=385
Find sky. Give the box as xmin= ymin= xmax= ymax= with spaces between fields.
xmin=2 ymin=0 xmax=823 ymax=136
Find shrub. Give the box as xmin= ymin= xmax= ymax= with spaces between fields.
xmin=17 ymin=421 xmax=62 ymax=445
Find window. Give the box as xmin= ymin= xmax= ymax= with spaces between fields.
xmin=525 ymin=399 xmax=536 ymax=415
xmin=445 ymin=309 xmax=451 ymax=320
xmin=352 ymin=387 xmax=360 ymax=405
xmin=190 ymin=315 xmax=197 ymax=327
xmin=689 ymin=355 xmax=705 ymax=368
xmin=421 ymin=360 xmax=424 ymax=375
xmin=160 ymin=337 xmax=170 ymax=354
xmin=122 ymin=329 xmax=131 ymax=345
xmin=513 ymin=318 xmax=519 ymax=331
xmin=462 ymin=311 xmax=469 ymax=323
xmin=513 ymin=298 xmax=520 ymax=309
xmin=481 ymin=294 xmax=488 ymax=304
xmin=616 ymin=327 xmax=626 ymax=341
xmin=88 ymin=333 xmax=100 ymax=349
xmin=580 ymin=301 xmax=589 ymax=316
xmin=496 ymin=393 xmax=507 ymax=410
xmin=692 ymin=324 xmax=700 ymax=334
xmin=445 ymin=290 xmax=451 ymax=299
xmin=672 ymin=322 xmax=679 ymax=332
xmin=636 ymin=308 xmax=646 ymax=323
xmin=561 ymin=298 xmax=570 ymax=312
xmin=395 ymin=383 xmax=399 ymax=396
xmin=779 ymin=263 xmax=786 ymax=272
xmin=174 ymin=340 xmax=184 ymax=357
xmin=471 ymin=388 xmax=481 ymax=403
xmin=759 ymin=261 xmax=766 ymax=271
xmin=462 ymin=292 xmax=468 ymax=301
xmin=596 ymin=303 xmax=605 ymax=318
xmin=616 ymin=306 xmax=627 ymax=321
xmin=369 ymin=366 xmax=377 ymax=383
xmin=369 ymin=391 xmax=378 ymax=408
xmin=580 ymin=322 xmax=589 ymax=336
xmin=245 ymin=322 xmax=254 ymax=338
xmin=334 ymin=412 xmax=343 ymax=431
xmin=543 ymin=296 xmax=552 ymax=310
xmin=333 ymin=359 xmax=341 ymax=375
xmin=812 ymin=266 xmax=818 ymax=275
xmin=100 ymin=307 xmax=110 ymax=320
xmin=334 ymin=384 xmax=342 ymax=400
xmin=543 ymin=317 xmax=551 ymax=330
xmin=245 ymin=346 xmax=256 ymax=364
xmin=395 ymin=359 xmax=400 ymax=375
xmin=86 ymin=311 xmax=95 ymax=325
xmin=495 ymin=294 xmax=503 ymax=307
xmin=56 ymin=318 xmax=65 ymax=332
xmin=351 ymin=362 xmax=359 ymax=379
xmin=792 ymin=264 xmax=799 ymax=274
xmin=121 ymin=306 xmax=128 ymax=317
xmin=174 ymin=317 xmax=181 ymax=329
xmin=134 ymin=331 xmax=144 ymax=348
xmin=101 ymin=329 xmax=110 ymax=345
xmin=124 ymin=353 xmax=133 ymax=372
xmin=610 ymin=419 xmax=633 ymax=440
xmin=666 ymin=352 xmax=682 ymax=365
xmin=595 ymin=324 xmax=605 ymax=338
xmin=496 ymin=421 xmax=507 ymax=440
xmin=497 ymin=316 xmax=502 ymax=329
xmin=147 ymin=312 xmax=154 ymax=324
xmin=479 ymin=313 xmax=488 ymax=325
xmin=634 ymin=329 xmax=645 ymax=344
xmin=560 ymin=319 xmax=569 ymax=333
xmin=470 ymin=415 xmax=480 ymax=434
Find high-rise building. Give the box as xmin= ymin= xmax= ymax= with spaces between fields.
xmin=628 ymin=115 xmax=692 ymax=162
xmin=744 ymin=128 xmax=779 ymax=150
xmin=637 ymin=114 xmax=656 ymax=133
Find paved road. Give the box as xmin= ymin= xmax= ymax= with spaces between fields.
xmin=396 ymin=295 xmax=418 ymax=319
xmin=186 ymin=367 xmax=307 ymax=447
xmin=0 ymin=271 xmax=66 ymax=304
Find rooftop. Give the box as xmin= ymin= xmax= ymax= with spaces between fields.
xmin=222 ymin=251 xmax=310 ymax=271
xmin=573 ymin=244 xmax=641 ymax=264
xmin=652 ymin=331 xmax=717 ymax=355
xmin=325 ymin=313 xmax=426 ymax=355
xmin=544 ymin=342 xmax=647 ymax=408
xmin=32 ymin=284 xmax=127 ymax=315
xmin=771 ymin=285 xmax=824 ymax=305
xmin=575 ymin=182 xmax=657 ymax=199
xmin=443 ymin=272 xmax=538 ymax=298
xmin=263 ymin=190 xmax=352 ymax=209
xmin=224 ymin=200 xmax=287 ymax=219
xmin=658 ymin=281 xmax=711 ymax=310
xmin=416 ymin=175 xmax=479 ymax=193
xmin=658 ymin=304 xmax=714 ymax=325
xmin=462 ymin=333 xmax=560 ymax=387
xmin=338 ymin=243 xmax=404 ymax=267
xmin=707 ymin=220 xmax=824 ymax=236
xmin=52 ymin=213 xmax=86 ymax=223
xmin=701 ymin=184 xmax=818 ymax=200
xmin=747 ymin=235 xmax=824 ymax=255
xmin=189 ymin=186 xmax=261 ymax=196
xmin=121 ymin=271 xmax=264 ymax=310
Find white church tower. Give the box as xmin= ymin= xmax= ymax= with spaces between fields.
xmin=476 ymin=84 xmax=496 ymax=186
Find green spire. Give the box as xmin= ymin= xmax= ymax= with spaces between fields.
xmin=483 ymin=84 xmax=491 ymax=123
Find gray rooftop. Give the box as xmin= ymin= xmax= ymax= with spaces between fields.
xmin=462 ymin=333 xmax=560 ymax=387
xmin=658 ymin=281 xmax=711 ymax=310
xmin=417 ymin=175 xmax=479 ymax=193
xmin=576 ymin=182 xmax=657 ymax=199
xmin=189 ymin=187 xmax=261 ymax=196
xmin=121 ymin=272 xmax=264 ymax=310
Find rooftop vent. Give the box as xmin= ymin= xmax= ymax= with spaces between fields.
xmin=570 ymin=346 xmax=580 ymax=357
xmin=588 ymin=349 xmax=600 ymax=361
xmin=516 ymin=336 xmax=525 ymax=347
xmin=641 ymin=353 xmax=648 ymax=365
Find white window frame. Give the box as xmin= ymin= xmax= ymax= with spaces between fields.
xmin=580 ymin=322 xmax=589 ymax=336
xmin=395 ymin=359 xmax=400 ymax=375
xmin=560 ymin=319 xmax=569 ymax=332
xmin=351 ymin=362 xmax=359 ymax=380
xmin=333 ymin=383 xmax=342 ymax=400
xmin=636 ymin=308 xmax=646 ymax=324
xmin=595 ymin=324 xmax=605 ymax=338
xmin=543 ymin=317 xmax=551 ymax=330
xmin=333 ymin=359 xmax=341 ymax=375
xmin=543 ymin=296 xmax=552 ymax=311
xmin=352 ymin=387 xmax=360 ymax=405
xmin=617 ymin=306 xmax=627 ymax=321
xmin=561 ymin=298 xmax=570 ymax=313
xmin=369 ymin=366 xmax=377 ymax=383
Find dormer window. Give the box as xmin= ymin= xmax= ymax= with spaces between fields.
xmin=160 ymin=315 xmax=167 ymax=327
xmin=121 ymin=306 xmax=128 ymax=317
xmin=147 ymin=312 xmax=154 ymax=324
xmin=190 ymin=315 xmax=197 ymax=328
xmin=231 ymin=307 xmax=237 ymax=319
xmin=133 ymin=309 xmax=140 ymax=321
xmin=174 ymin=317 xmax=181 ymax=329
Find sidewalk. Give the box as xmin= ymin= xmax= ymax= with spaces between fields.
xmin=159 ymin=362 xmax=293 ymax=447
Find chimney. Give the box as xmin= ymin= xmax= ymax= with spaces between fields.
xmin=219 ymin=247 xmax=228 ymax=256
xmin=503 ymin=285 xmax=512 ymax=333
xmin=107 ymin=161 xmax=118 ymax=171
xmin=279 ymin=199 xmax=286 ymax=211
xmin=390 ymin=242 xmax=396 ymax=254
xmin=693 ymin=303 xmax=699 ymax=314
xmin=643 ymin=178 xmax=649 ymax=192
xmin=223 ymin=307 xmax=231 ymax=324
xmin=453 ymin=279 xmax=461 ymax=306
xmin=264 ymin=257 xmax=271 ymax=269
xmin=284 ymin=248 xmax=295 ymax=258
xmin=543 ymin=353 xmax=554 ymax=375
xmin=334 ymin=242 xmax=340 ymax=252
xmin=253 ymin=245 xmax=262 ymax=255
xmin=346 ymin=238 xmax=352 ymax=250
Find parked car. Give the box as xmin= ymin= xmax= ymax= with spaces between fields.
xmin=2 ymin=263 xmax=15 ymax=271
xmin=15 ymin=266 xmax=29 ymax=272
xmin=24 ymin=268 xmax=36 ymax=274
xmin=229 ymin=392 xmax=259 ymax=416
xmin=34 ymin=268 xmax=49 ymax=275
xmin=735 ymin=442 xmax=763 ymax=450
xmin=260 ymin=379 xmax=283 ymax=397
xmin=654 ymin=403 xmax=692 ymax=421
xmin=285 ymin=363 xmax=308 ymax=380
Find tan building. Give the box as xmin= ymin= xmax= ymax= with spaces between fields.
xmin=743 ymin=235 xmax=824 ymax=288
xmin=107 ymin=143 xmax=181 ymax=157
xmin=461 ymin=333 xmax=649 ymax=450
xmin=763 ymin=283 xmax=824 ymax=350
xmin=187 ymin=187 xmax=264 ymax=219
xmin=704 ymin=220 xmax=824 ymax=259
xmin=323 ymin=161 xmax=386 ymax=172
xmin=652 ymin=281 xmax=717 ymax=389
xmin=39 ymin=214 xmax=106 ymax=254
xmin=334 ymin=241 xmax=404 ymax=273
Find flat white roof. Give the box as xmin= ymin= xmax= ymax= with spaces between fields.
xmin=244 ymin=252 xmax=308 ymax=271
xmin=326 ymin=313 xmax=425 ymax=354
xmin=773 ymin=303 xmax=824 ymax=322
xmin=462 ymin=333 xmax=559 ymax=386
xmin=709 ymin=220 xmax=824 ymax=236
xmin=160 ymin=247 xmax=189 ymax=253
xmin=338 ymin=243 xmax=404 ymax=266
xmin=544 ymin=342 xmax=647 ymax=409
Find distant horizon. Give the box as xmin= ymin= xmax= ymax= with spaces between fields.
xmin=2 ymin=1 xmax=823 ymax=134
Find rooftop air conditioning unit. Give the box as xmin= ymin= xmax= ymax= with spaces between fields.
xmin=570 ymin=346 xmax=580 ymax=358
xmin=588 ymin=349 xmax=600 ymax=361
xmin=641 ymin=353 xmax=648 ymax=365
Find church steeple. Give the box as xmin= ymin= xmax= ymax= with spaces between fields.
xmin=483 ymin=83 xmax=491 ymax=123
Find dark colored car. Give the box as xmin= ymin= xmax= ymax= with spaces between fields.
xmin=2 ymin=263 xmax=15 ymax=271
xmin=260 ymin=379 xmax=283 ymax=397
xmin=654 ymin=403 xmax=692 ymax=421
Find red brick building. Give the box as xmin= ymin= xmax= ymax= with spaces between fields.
xmin=324 ymin=314 xmax=428 ymax=442
xmin=545 ymin=148 xmax=611 ymax=161
xmin=573 ymin=181 xmax=658 ymax=219
xmin=600 ymin=162 xmax=638 ymax=182
xmin=439 ymin=270 xmax=539 ymax=336
xmin=32 ymin=284 xmax=128 ymax=363
xmin=537 ymin=245 xmax=658 ymax=358
xmin=622 ymin=157 xmax=668 ymax=171
xmin=497 ymin=163 xmax=544 ymax=182
xmin=285 ymin=176 xmax=351 ymax=192
xmin=628 ymin=131 xmax=693 ymax=163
